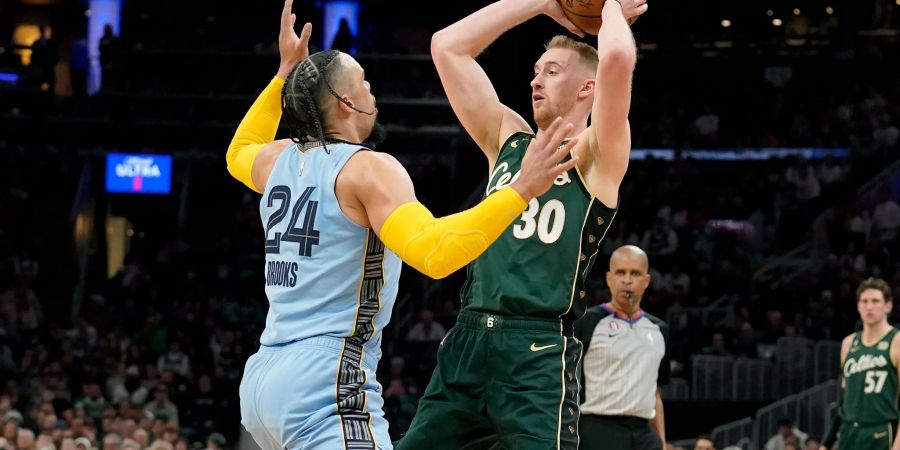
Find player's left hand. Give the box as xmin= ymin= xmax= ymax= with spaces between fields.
xmin=277 ymin=0 xmax=313 ymax=78
xmin=542 ymin=0 xmax=586 ymax=37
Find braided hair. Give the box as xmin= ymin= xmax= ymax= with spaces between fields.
xmin=282 ymin=50 xmax=344 ymax=151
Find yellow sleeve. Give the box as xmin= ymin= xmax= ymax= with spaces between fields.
xmin=226 ymin=76 xmax=285 ymax=193
xmin=379 ymin=187 xmax=527 ymax=279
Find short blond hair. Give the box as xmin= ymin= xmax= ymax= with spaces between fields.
xmin=544 ymin=35 xmax=598 ymax=72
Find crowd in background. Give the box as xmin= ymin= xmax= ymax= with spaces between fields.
xmin=0 ymin=0 xmax=898 ymax=446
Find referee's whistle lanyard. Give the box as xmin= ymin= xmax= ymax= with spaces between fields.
xmin=603 ymin=302 xmax=643 ymax=328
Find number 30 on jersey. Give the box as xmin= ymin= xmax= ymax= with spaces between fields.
xmin=513 ymin=199 xmax=565 ymax=244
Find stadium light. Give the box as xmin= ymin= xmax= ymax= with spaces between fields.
xmin=793 ymin=8 xmax=801 ymax=15
xmin=721 ymin=19 xmax=732 ymax=28
xmin=826 ymin=6 xmax=834 ymax=14
xmin=772 ymin=18 xmax=783 ymax=26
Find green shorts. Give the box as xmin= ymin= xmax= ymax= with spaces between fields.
xmin=395 ymin=310 xmax=583 ymax=450
xmin=838 ymin=421 xmax=894 ymax=450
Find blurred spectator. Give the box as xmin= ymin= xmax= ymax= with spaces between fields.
xmin=765 ymin=418 xmax=808 ymax=450
xmin=29 ymin=25 xmax=59 ymax=94
xmin=762 ymin=311 xmax=786 ymax=344
xmin=839 ymin=242 xmax=868 ymax=279
xmin=0 ymin=281 xmax=44 ymax=333
xmin=144 ymin=386 xmax=178 ymax=424
xmin=75 ymin=382 xmax=107 ymax=422
xmin=157 ymin=342 xmax=190 ymax=378
xmin=702 ymin=332 xmax=731 ymax=356
xmin=846 ymin=204 xmax=872 ymax=246
xmin=641 ymin=218 xmax=679 ymax=263
xmin=695 ymin=435 xmax=716 ymax=450
xmin=405 ymin=310 xmax=446 ymax=343
xmin=872 ymin=114 xmax=899 ymax=150
xmin=102 ymin=434 xmax=121 ymax=450
xmin=17 ymin=428 xmax=35 ymax=450
xmin=382 ymin=379 xmax=417 ymax=440
xmin=74 ymin=437 xmax=92 ymax=450
xmin=132 ymin=429 xmax=149 ymax=449
xmin=332 ymin=18 xmax=356 ymax=53
xmin=205 ymin=432 xmax=226 ymax=450
xmin=663 ymin=264 xmax=691 ymax=297
xmin=99 ymin=24 xmax=121 ymax=90
xmin=785 ymin=157 xmax=821 ymax=202
xmin=872 ymin=189 xmax=900 ymax=242
xmin=690 ymin=105 xmax=720 ymax=146
xmin=184 ymin=375 xmax=219 ymax=439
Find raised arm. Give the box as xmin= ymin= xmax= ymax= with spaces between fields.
xmin=584 ymin=0 xmax=643 ymax=207
xmin=431 ymin=0 xmax=581 ymax=163
xmin=225 ymin=0 xmax=311 ymax=192
xmin=346 ymin=118 xmax=579 ymax=279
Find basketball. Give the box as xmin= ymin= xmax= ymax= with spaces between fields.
xmin=558 ymin=0 xmax=638 ymax=35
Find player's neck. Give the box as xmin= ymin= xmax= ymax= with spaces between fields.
xmin=325 ymin=122 xmax=363 ymax=145
xmin=537 ymin=116 xmax=588 ymax=140
xmin=862 ymin=321 xmax=892 ymax=344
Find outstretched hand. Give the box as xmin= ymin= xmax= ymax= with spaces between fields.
xmin=511 ymin=117 xmax=580 ymax=201
xmin=277 ymin=0 xmax=313 ymax=79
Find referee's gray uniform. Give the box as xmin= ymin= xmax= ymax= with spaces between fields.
xmin=574 ymin=303 xmax=670 ymax=450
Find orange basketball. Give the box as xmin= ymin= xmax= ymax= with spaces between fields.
xmin=559 ymin=0 xmax=605 ymax=35
xmin=558 ymin=0 xmax=638 ymax=35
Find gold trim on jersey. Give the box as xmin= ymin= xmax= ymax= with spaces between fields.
xmin=562 ymin=200 xmax=617 ymax=317
xmin=556 ymin=325 xmax=566 ymax=450
xmin=890 ymin=421 xmax=895 ymax=449
xmin=562 ymin=204 xmax=594 ymax=316
xmin=335 ymin=230 xmax=385 ymax=449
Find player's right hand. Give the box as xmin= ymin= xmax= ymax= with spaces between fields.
xmin=277 ymin=0 xmax=313 ymax=78
xmin=541 ymin=0 xmax=586 ymax=37
xmin=619 ymin=0 xmax=650 ymax=22
xmin=511 ymin=117 xmax=579 ymax=201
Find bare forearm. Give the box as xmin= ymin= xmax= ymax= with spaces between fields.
xmin=433 ymin=0 xmax=544 ymax=57
xmin=597 ymin=0 xmax=637 ymax=59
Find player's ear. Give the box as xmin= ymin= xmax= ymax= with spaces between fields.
xmin=578 ymin=79 xmax=595 ymax=100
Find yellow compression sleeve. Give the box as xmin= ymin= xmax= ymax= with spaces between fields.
xmin=380 ymin=186 xmax=528 ymax=279
xmin=226 ymin=76 xmax=285 ymax=193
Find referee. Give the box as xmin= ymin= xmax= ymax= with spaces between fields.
xmin=575 ymin=245 xmax=670 ymax=450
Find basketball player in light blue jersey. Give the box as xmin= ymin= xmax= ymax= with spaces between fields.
xmin=225 ymin=1 xmax=581 ymax=449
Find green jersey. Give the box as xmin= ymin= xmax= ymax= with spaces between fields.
xmin=842 ymin=328 xmax=900 ymax=424
xmin=460 ymin=132 xmax=616 ymax=321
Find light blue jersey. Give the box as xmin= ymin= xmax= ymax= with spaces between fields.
xmin=258 ymin=141 xmax=401 ymax=350
xmin=241 ymin=141 xmax=401 ymax=450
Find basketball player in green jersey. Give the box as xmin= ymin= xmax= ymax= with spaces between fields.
xmin=826 ymin=278 xmax=900 ymax=450
xmin=395 ymin=0 xmax=648 ymax=449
